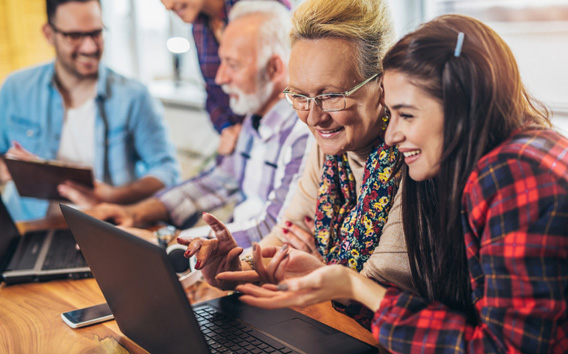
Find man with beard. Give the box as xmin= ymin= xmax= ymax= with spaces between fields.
xmin=88 ymin=1 xmax=310 ymax=248
xmin=0 ymin=0 xmax=180 ymax=221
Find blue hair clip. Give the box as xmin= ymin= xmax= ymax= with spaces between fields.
xmin=454 ymin=32 xmax=465 ymax=57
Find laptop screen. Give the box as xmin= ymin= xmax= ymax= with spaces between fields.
xmin=0 ymin=196 xmax=22 ymax=273
xmin=61 ymin=204 xmax=209 ymax=354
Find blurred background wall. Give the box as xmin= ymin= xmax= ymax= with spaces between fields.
xmin=0 ymin=0 xmax=54 ymax=83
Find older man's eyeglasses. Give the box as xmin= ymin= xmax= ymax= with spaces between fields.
xmin=283 ymin=73 xmax=379 ymax=112
xmin=50 ymin=23 xmax=104 ymax=46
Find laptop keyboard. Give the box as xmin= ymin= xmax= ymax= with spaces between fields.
xmin=7 ymin=230 xmax=47 ymax=270
xmin=194 ymin=306 xmax=296 ymax=354
xmin=42 ymin=230 xmax=88 ymax=270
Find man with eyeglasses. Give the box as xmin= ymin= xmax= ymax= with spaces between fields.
xmin=0 ymin=0 xmax=180 ymax=221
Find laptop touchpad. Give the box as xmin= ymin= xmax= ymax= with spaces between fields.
xmin=267 ymin=317 xmax=332 ymax=343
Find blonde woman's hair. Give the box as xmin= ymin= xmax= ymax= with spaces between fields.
xmin=291 ymin=0 xmax=395 ymax=79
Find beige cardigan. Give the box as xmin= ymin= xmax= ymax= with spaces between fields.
xmin=259 ymin=141 xmax=414 ymax=292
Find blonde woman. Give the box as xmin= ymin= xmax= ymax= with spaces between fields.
xmin=182 ymin=0 xmax=414 ymax=331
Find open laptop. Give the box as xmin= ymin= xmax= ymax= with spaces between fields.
xmin=61 ymin=204 xmax=378 ymax=354
xmin=0 ymin=197 xmax=90 ymax=285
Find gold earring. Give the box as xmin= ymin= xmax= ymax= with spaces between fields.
xmin=381 ymin=107 xmax=389 ymax=131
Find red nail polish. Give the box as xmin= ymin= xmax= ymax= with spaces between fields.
xmin=282 ymin=228 xmax=289 ymax=234
xmin=285 ymin=221 xmax=292 ymax=227
xmin=305 ymin=216 xmax=312 ymax=222
xmin=195 ymin=260 xmax=202 ymax=269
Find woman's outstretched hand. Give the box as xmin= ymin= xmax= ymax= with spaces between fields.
xmin=235 ymin=265 xmax=386 ymax=312
xmin=177 ymin=213 xmax=243 ymax=290
xmin=216 ymin=242 xmax=325 ymax=285
xmin=235 ymin=265 xmax=352 ymax=309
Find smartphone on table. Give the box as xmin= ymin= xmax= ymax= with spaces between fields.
xmin=61 ymin=303 xmax=114 ymax=328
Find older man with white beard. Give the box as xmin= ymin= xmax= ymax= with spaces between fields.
xmin=88 ymin=1 xmax=310 ymax=248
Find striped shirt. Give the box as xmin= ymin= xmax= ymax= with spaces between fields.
xmin=158 ymin=99 xmax=310 ymax=248
xmin=373 ymin=128 xmax=568 ymax=353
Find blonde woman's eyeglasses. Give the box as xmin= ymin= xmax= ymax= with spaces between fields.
xmin=283 ymin=73 xmax=379 ymax=112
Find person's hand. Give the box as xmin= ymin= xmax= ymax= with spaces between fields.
xmin=216 ymin=242 xmax=324 ymax=285
xmin=177 ymin=213 xmax=243 ymax=290
xmin=58 ymin=180 xmax=116 ymax=208
xmin=281 ymin=216 xmax=322 ymax=260
xmin=5 ymin=141 xmax=38 ymax=161
xmin=217 ymin=124 xmax=242 ymax=155
xmin=0 ymin=158 xmax=10 ymax=184
xmin=1 ymin=141 xmax=39 ymax=183
xmin=84 ymin=202 xmax=136 ymax=227
xmin=235 ymin=265 xmax=355 ymax=309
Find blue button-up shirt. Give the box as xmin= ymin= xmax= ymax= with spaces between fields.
xmin=0 ymin=62 xmax=180 ymax=221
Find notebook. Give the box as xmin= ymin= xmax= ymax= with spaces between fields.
xmin=61 ymin=204 xmax=378 ymax=354
xmin=0 ymin=197 xmax=91 ymax=285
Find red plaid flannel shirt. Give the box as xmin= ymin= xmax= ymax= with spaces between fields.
xmin=372 ymin=128 xmax=568 ymax=353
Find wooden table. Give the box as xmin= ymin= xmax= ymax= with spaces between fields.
xmin=0 ymin=220 xmax=379 ymax=353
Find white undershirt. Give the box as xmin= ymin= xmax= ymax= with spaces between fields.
xmin=56 ymin=98 xmax=96 ymax=168
xmin=45 ymin=98 xmax=96 ymax=216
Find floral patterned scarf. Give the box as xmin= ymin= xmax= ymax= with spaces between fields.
xmin=314 ymin=138 xmax=399 ymax=271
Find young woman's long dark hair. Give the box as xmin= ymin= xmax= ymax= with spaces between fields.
xmin=382 ymin=14 xmax=550 ymax=322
